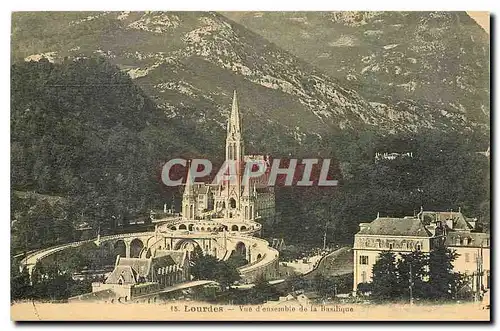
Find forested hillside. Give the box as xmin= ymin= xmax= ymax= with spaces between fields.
xmin=11 ymin=58 xmax=206 ymax=251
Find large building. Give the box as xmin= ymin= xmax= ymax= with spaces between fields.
xmin=181 ymin=91 xmax=275 ymax=224
xmin=70 ymin=250 xmax=190 ymax=303
xmin=352 ymin=210 xmax=490 ymax=295
xmin=353 ymin=213 xmax=445 ymax=293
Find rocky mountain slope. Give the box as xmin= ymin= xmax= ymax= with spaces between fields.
xmin=223 ymin=11 xmax=490 ymax=132
xmin=12 ymin=11 xmax=489 ymax=156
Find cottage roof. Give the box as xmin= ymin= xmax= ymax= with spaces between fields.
xmin=357 ymin=217 xmax=432 ymax=237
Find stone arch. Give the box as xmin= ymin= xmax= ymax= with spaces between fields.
xmin=130 ymin=238 xmax=144 ymax=258
xmin=170 ymin=226 xmax=177 ymax=231
xmin=188 ymin=224 xmax=194 ymax=231
xmin=174 ymin=239 xmax=201 ymax=259
xmin=179 ymin=224 xmax=187 ymax=230
xmin=231 ymin=225 xmax=239 ymax=231
xmin=207 ymin=227 xmax=212 ymax=232
xmin=201 ymin=227 xmax=205 ymax=231
xmin=113 ymin=240 xmax=126 ymax=257
xmin=240 ymin=226 xmax=247 ymax=231
xmin=229 ymin=198 xmax=236 ymax=209
xmin=235 ymin=241 xmax=246 ymax=257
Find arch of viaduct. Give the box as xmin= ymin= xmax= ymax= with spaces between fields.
xmin=20 ymin=228 xmax=279 ymax=284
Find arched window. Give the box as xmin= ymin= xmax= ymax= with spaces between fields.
xmin=230 ymin=198 xmax=237 ymax=209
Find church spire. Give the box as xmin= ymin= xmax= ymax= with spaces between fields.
xmin=226 ymin=90 xmax=244 ymax=162
xmin=183 ymin=160 xmax=195 ymax=197
xmin=228 ymin=90 xmax=241 ymax=136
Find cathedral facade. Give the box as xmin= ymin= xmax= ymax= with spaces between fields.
xmin=181 ymin=91 xmax=275 ymax=224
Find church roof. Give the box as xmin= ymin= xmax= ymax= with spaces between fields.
xmin=357 ymin=217 xmax=433 ymax=237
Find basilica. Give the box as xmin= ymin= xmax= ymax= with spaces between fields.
xmin=181 ymin=91 xmax=276 ymax=224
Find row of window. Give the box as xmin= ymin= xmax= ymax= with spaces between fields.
xmin=358 ymin=240 xmax=422 ymax=251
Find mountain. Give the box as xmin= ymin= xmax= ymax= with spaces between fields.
xmin=11 ymin=11 xmax=488 ymax=157
xmin=222 ymin=12 xmax=490 ymax=132
xmin=11 ymin=58 xmax=205 ymax=228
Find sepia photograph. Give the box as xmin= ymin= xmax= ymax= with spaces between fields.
xmin=9 ymin=10 xmax=490 ymax=321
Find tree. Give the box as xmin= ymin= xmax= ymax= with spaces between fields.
xmin=189 ymin=247 xmax=240 ymax=290
xmin=226 ymin=253 xmax=248 ymax=269
xmin=214 ymin=261 xmax=241 ymax=291
xmin=286 ymin=273 xmax=307 ymax=292
xmin=313 ymin=273 xmax=336 ymax=299
xmin=190 ymin=253 xmax=220 ymax=281
xmin=428 ymin=245 xmax=460 ymax=300
xmin=11 ymin=257 xmax=32 ymax=301
xmin=249 ymin=274 xmax=279 ymax=304
xmin=396 ymin=250 xmax=429 ymax=300
xmin=371 ymin=251 xmax=399 ymax=300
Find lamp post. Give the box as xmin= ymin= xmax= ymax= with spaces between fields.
xmin=409 ymin=263 xmax=414 ymax=305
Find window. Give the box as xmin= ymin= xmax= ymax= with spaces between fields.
xmin=360 ymin=255 xmax=369 ymax=265
xmin=465 ymin=253 xmax=470 ymax=263
xmin=389 ymin=243 xmax=394 ymax=250
xmin=361 ymin=271 xmax=367 ymax=283
xmin=416 ymin=244 xmax=421 ymax=251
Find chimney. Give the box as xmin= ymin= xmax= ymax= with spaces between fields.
xmin=446 ymin=218 xmax=453 ymax=230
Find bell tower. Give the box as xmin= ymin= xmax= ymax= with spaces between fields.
xmin=224 ymin=90 xmax=244 ymax=216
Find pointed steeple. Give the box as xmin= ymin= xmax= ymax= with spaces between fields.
xmin=228 ymin=90 xmax=241 ymax=137
xmin=183 ymin=160 xmax=195 ymax=197
xmin=242 ymin=176 xmax=251 ymax=197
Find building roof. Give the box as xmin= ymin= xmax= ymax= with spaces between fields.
xmin=117 ymin=257 xmax=152 ymax=278
xmin=105 ymin=265 xmax=138 ymax=285
xmin=299 ymin=291 xmax=320 ymax=299
xmin=153 ymin=250 xmax=187 ymax=267
xmin=422 ymin=211 xmax=474 ymax=230
xmin=445 ymin=231 xmax=490 ymax=248
xmin=357 ymin=217 xmax=432 ymax=237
